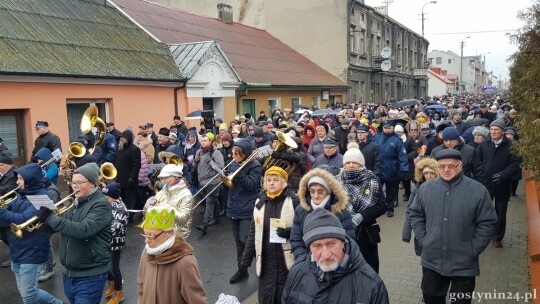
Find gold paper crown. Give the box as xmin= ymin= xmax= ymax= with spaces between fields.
xmin=143 ymin=207 xmax=175 ymax=230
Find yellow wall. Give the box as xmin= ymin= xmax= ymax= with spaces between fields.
xmin=236 ymin=89 xmax=346 ymax=118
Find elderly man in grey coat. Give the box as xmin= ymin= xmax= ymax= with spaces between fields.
xmin=409 ymin=149 xmax=497 ymax=304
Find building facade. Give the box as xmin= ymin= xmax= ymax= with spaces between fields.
xmin=427 ymin=50 xmax=478 ymax=93
xmin=152 ymin=0 xmax=430 ymax=103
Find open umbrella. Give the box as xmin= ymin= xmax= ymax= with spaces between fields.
xmin=184 ymin=110 xmax=207 ymax=120
xmin=424 ymin=100 xmax=438 ymax=105
xmin=295 ymin=109 xmax=313 ymax=114
xmin=423 ymin=105 xmax=446 ymax=112
xmin=395 ymin=99 xmax=420 ymax=108
xmin=312 ymin=109 xmax=336 ymax=116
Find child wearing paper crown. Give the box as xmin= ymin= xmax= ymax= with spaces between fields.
xmin=137 ymin=206 xmax=207 ymax=304
xmin=102 ymin=182 xmax=128 ymax=304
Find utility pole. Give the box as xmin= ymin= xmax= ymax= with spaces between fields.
xmin=460 ymin=36 xmax=471 ymax=91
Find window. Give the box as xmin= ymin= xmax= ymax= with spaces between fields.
xmin=362 ymin=13 xmax=364 ymax=22
xmin=66 ymin=100 xmax=108 ymax=143
xmin=350 ymin=29 xmax=357 ymax=53
xmin=359 ymin=30 xmax=365 ymax=55
xmin=448 ymin=59 xmax=451 ymax=64
xmin=242 ymin=99 xmax=256 ymax=117
xmin=292 ymin=97 xmax=301 ymax=109
xmin=312 ymin=96 xmax=320 ymax=108
xmin=268 ymin=97 xmax=281 ymax=114
xmin=436 ymin=57 xmax=442 ymax=65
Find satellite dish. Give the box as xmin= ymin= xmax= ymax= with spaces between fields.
xmin=381 ymin=47 xmax=392 ymax=58
xmin=381 ymin=60 xmax=391 ymax=71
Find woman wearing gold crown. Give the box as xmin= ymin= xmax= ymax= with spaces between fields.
xmin=144 ymin=164 xmax=194 ymax=239
xmin=137 ymin=205 xmax=206 ymax=303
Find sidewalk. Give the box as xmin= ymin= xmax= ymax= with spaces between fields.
xmin=243 ymin=185 xmax=529 ymax=304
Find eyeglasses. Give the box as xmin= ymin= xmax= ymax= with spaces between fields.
xmin=140 ymin=230 xmax=165 ymax=241
xmin=438 ymin=163 xmax=461 ymax=170
xmin=70 ymin=180 xmax=89 ymax=186
xmin=309 ymin=189 xmax=328 ymax=196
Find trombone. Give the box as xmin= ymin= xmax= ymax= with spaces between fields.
xmin=10 ymin=193 xmax=76 ymax=238
xmin=0 ymin=186 xmax=20 ymax=208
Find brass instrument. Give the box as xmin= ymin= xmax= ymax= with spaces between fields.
xmin=10 ymin=193 xmax=76 ymax=238
xmin=39 ymin=157 xmax=57 ymax=168
xmin=99 ymin=162 xmax=117 ymax=188
xmin=61 ymin=142 xmax=86 ymax=184
xmin=0 ymin=186 xmax=21 ymax=208
xmin=151 ymin=152 xmax=184 ymax=194
xmin=81 ymin=106 xmax=107 ymax=154
xmin=261 ymin=131 xmax=298 ymax=175
xmin=220 ymin=146 xmax=266 ymax=188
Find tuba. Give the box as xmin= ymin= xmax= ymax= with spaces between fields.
xmin=0 ymin=186 xmax=20 ymax=208
xmin=61 ymin=142 xmax=86 ymax=184
xmin=99 ymin=162 xmax=117 ymax=188
xmin=11 ymin=193 xmax=76 ymax=238
xmin=81 ymin=105 xmax=107 ymax=154
xmin=262 ymin=131 xmax=298 ymax=175
xmin=151 ymin=152 xmax=184 ymax=194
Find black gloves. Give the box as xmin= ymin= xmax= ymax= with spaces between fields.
xmin=37 ymin=206 xmax=53 ymax=223
xmin=276 ymin=227 xmax=291 ymax=239
xmin=491 ymin=173 xmax=502 ymax=184
xmin=271 ymin=151 xmax=282 ymax=159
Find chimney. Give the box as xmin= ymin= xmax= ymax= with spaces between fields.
xmin=217 ymin=3 xmax=233 ymax=24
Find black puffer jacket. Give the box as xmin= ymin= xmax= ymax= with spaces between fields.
xmin=0 ymin=165 xmax=17 ymax=195
xmin=282 ymin=237 xmax=389 ymax=304
xmin=32 ymin=131 xmax=62 ymax=159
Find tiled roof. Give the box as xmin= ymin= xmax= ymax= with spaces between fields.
xmin=111 ymin=0 xmax=347 ymax=88
xmin=0 ymin=0 xmax=181 ymax=81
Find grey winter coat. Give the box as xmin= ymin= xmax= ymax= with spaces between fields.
xmin=409 ymin=173 xmax=497 ymax=277
xmin=194 ymin=147 xmax=224 ymax=186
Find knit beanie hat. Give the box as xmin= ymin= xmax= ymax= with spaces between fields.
xmin=265 ymin=166 xmax=288 ymax=182
xmin=394 ymin=124 xmax=405 ymax=133
xmin=472 ymin=126 xmax=489 ymax=138
xmin=74 ymin=163 xmax=100 ymax=186
xmin=303 ymin=208 xmax=347 ymax=248
xmin=0 ymin=151 xmax=14 ymax=164
xmin=442 ymin=127 xmax=460 ymax=141
xmin=343 ymin=148 xmax=365 ymax=166
xmin=221 ymin=133 xmax=233 ymax=145
xmin=308 ymin=176 xmax=331 ymax=194
xmin=102 ymin=182 xmax=121 ymax=199
xmin=490 ymin=119 xmax=506 ymax=131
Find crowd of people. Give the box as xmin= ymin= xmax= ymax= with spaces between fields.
xmin=0 ymin=92 xmax=522 ymax=304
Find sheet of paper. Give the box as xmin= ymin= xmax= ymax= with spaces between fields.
xmin=148 ymin=163 xmax=165 ymax=171
xmin=26 ymin=195 xmax=56 ymax=210
xmin=51 ymin=148 xmax=63 ymax=161
xmin=269 ymin=218 xmax=286 ymax=244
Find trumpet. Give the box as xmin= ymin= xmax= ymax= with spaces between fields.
xmin=39 ymin=157 xmax=57 ymax=168
xmin=10 ymin=193 xmax=76 ymax=238
xmin=0 ymin=186 xmax=20 ymax=208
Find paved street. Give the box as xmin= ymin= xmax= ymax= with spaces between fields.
xmin=0 ymin=185 xmax=529 ymax=304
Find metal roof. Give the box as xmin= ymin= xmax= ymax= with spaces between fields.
xmin=0 ymin=0 xmax=181 ymax=81
xmin=169 ymin=41 xmax=239 ymax=80
xmin=111 ymin=0 xmax=347 ymax=88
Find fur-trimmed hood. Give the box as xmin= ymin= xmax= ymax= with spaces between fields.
xmin=297 ymin=168 xmax=349 ymax=214
xmin=414 ymin=157 xmax=439 ymax=183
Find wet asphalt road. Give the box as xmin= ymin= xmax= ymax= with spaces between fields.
xmin=0 ymin=208 xmax=257 ymax=304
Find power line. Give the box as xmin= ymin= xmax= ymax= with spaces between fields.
xmin=427 ymin=29 xmax=518 ymax=35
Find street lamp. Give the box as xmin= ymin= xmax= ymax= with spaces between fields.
xmin=421 ymin=1 xmax=437 ymax=37
xmin=460 ymin=36 xmax=471 ymax=91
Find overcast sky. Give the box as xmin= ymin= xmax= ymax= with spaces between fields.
xmin=364 ymin=0 xmax=532 ymax=80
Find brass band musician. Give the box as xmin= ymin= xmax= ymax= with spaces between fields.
xmin=0 ymin=163 xmax=62 ymax=304
xmin=144 ymin=164 xmax=194 ymax=239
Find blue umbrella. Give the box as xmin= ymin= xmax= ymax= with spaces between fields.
xmin=423 ymin=105 xmax=446 ymax=112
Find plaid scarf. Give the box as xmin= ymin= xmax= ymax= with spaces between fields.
xmin=338 ymin=168 xmax=379 ymax=214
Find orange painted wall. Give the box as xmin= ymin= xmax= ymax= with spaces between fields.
xmin=0 ymin=81 xmax=186 ymax=161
